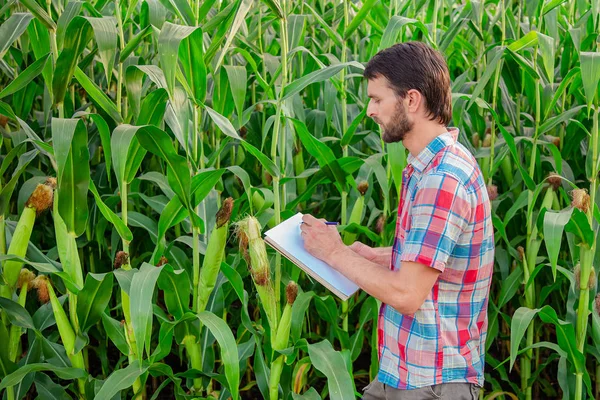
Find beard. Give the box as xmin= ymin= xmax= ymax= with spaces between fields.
xmin=380 ymin=102 xmax=413 ymax=143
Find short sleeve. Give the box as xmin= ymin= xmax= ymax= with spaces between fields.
xmin=399 ymin=173 xmax=471 ymax=272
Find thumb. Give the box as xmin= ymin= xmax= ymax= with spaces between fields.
xmin=348 ymin=242 xmax=363 ymax=252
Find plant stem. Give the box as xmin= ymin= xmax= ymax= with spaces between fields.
xmin=271 ymin=0 xmax=289 ymax=315
xmin=192 ymin=226 xmax=200 ymax=311
xmin=115 ymin=0 xmax=126 ymax=117
xmin=487 ymin=0 xmax=506 ymax=186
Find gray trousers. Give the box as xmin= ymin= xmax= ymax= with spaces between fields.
xmin=362 ymin=378 xmax=480 ymax=400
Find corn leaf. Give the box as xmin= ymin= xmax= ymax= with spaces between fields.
xmin=157 ymin=264 xmax=191 ymax=320
xmin=0 ymin=13 xmax=34 ymax=57
xmin=197 ymin=311 xmax=240 ymax=400
xmin=307 ymin=340 xmax=355 ymax=400
xmin=73 ymin=67 xmax=122 ymax=123
xmin=0 ymin=364 xmax=86 ymax=390
xmin=52 ymin=17 xmax=94 ymax=105
xmin=0 ymin=53 xmax=49 ymax=99
xmin=580 ymin=52 xmax=600 ymax=110
xmin=76 ymin=272 xmax=114 ymax=332
xmin=94 ymin=360 xmax=149 ymax=400
xmin=51 ymin=118 xmax=90 ymax=236
xmin=130 ymin=263 xmax=164 ymax=363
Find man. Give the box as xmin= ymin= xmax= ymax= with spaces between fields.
xmin=300 ymin=42 xmax=494 ymax=400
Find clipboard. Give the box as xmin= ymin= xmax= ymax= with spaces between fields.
xmin=263 ymin=212 xmax=360 ymax=301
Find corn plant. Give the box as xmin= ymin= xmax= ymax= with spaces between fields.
xmin=1 ymin=0 xmax=600 ymax=398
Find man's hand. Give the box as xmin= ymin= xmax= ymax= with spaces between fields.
xmin=300 ymin=214 xmax=345 ymax=264
xmin=348 ymin=242 xmax=378 ymax=262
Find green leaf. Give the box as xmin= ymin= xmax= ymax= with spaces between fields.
xmin=76 ymin=272 xmax=114 ymax=332
xmin=111 ymin=124 xmax=147 ymax=192
xmin=101 ymin=313 xmax=129 ymax=356
xmin=537 ymin=33 xmax=555 ymax=84
xmin=240 ymin=141 xmax=281 ymax=178
xmin=543 ymin=208 xmax=573 ymax=281
xmin=179 ymin=28 xmax=206 ymax=104
xmin=0 ymin=13 xmax=34 ymax=57
xmin=51 ymin=118 xmax=90 ymax=236
xmin=18 ymin=0 xmax=55 ymax=30
xmin=131 ymin=263 xmax=163 ymax=363
xmin=0 ymin=364 xmax=86 ymax=390
xmin=0 ymin=297 xmax=35 ymax=330
xmin=304 ymin=3 xmax=342 ymax=48
xmin=35 ymin=372 xmax=72 ymax=400
xmin=379 ymin=16 xmax=428 ymax=51
xmin=158 ymin=22 xmax=201 ymax=98
xmin=282 ymin=61 xmax=364 ymax=101
xmin=497 ymin=267 xmax=523 ymax=307
xmin=0 ymin=53 xmax=49 ymax=99
xmin=135 ymin=126 xmax=192 ymax=213
xmin=204 ymin=105 xmax=241 ymax=140
xmin=157 ymin=264 xmax=191 ymax=320
xmin=0 ymin=100 xmax=17 ymax=121
xmin=467 ymin=47 xmax=504 ymax=110
xmin=344 ymin=0 xmax=378 ymax=39
xmin=120 ymin=26 xmax=152 ymax=62
xmin=260 ymin=0 xmax=282 ymax=18
xmin=73 ymin=67 xmax=122 ymax=123
xmin=52 ymin=17 xmax=94 ymax=105
xmin=94 ymin=360 xmax=149 ymax=400
xmin=224 ymin=65 xmax=247 ymax=121
xmin=82 ymin=17 xmax=118 ymax=85
xmin=138 ymin=88 xmax=169 ymax=126
xmin=580 ymin=52 xmax=600 ymax=110
xmin=0 ymin=149 xmax=38 ymax=216
xmin=291 ymin=118 xmax=347 ymax=190
xmin=510 ymin=307 xmax=539 ymax=371
xmin=307 ymin=340 xmax=355 ymax=400
xmin=197 ymin=311 xmax=240 ymax=400
xmin=89 ymin=180 xmax=133 ymax=242
xmin=565 ymin=207 xmax=594 ymax=247
xmin=341 ymin=107 xmax=367 ymax=147
xmin=538 ymin=105 xmax=585 ymax=136
xmin=292 ymin=387 xmax=321 ymax=400
xmin=214 ymin=0 xmax=253 ymax=72
xmin=508 ymin=31 xmax=538 ymax=51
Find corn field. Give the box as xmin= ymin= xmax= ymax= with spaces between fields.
xmin=0 ymin=0 xmax=600 ymax=398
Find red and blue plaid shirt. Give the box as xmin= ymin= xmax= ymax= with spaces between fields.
xmin=378 ymin=129 xmax=494 ymax=389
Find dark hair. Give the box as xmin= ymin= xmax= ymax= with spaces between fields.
xmin=364 ymin=42 xmax=452 ymax=126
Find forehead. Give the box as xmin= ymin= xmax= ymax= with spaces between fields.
xmin=367 ymin=76 xmax=395 ymax=97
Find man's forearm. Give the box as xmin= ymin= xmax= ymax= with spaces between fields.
xmin=372 ymin=246 xmax=393 ymax=267
xmin=325 ymin=246 xmax=414 ymax=314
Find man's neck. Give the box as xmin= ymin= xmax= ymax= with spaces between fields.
xmin=402 ymin=121 xmax=450 ymax=157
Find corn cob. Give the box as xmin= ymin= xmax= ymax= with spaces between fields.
xmin=196 ymin=197 xmax=233 ymax=314
xmin=236 ymin=216 xmax=278 ymax=338
xmin=1 ymin=180 xmax=54 ymax=296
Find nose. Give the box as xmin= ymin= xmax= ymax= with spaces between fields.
xmin=367 ymin=101 xmax=376 ymax=119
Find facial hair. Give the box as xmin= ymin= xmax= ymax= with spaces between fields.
xmin=381 ymin=101 xmax=413 ymax=144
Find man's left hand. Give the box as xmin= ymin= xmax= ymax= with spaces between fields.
xmin=300 ymin=214 xmax=345 ymax=265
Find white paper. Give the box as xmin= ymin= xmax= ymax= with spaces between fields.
xmin=264 ymin=212 xmax=359 ymax=298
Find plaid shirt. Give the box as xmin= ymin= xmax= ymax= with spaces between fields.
xmin=377 ymin=129 xmax=494 ymax=389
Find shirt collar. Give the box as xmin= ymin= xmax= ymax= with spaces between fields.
xmin=407 ymin=128 xmax=459 ymax=174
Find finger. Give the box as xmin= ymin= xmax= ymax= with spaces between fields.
xmin=303 ymin=214 xmax=318 ymax=224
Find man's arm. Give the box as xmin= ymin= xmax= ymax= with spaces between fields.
xmin=301 ymin=216 xmax=440 ymax=314
xmin=328 ymin=246 xmax=439 ymax=314
xmin=349 ymin=242 xmax=392 ymax=268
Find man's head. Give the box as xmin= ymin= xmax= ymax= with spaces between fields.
xmin=364 ymin=42 xmax=452 ymax=143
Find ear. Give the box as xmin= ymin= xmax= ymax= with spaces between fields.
xmin=405 ymin=89 xmax=423 ymax=113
